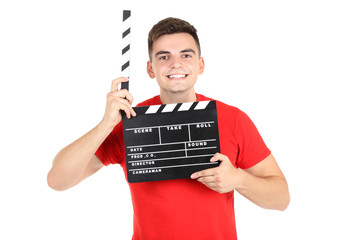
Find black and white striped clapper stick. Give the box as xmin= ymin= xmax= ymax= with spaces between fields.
xmin=120 ymin=10 xmax=131 ymax=90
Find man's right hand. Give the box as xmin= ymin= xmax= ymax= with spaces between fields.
xmin=101 ymin=77 xmax=136 ymax=131
xmin=48 ymin=77 xmax=136 ymax=191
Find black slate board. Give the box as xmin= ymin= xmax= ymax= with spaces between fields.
xmin=121 ymin=100 xmax=220 ymax=183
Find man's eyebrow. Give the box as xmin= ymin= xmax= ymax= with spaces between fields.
xmin=154 ymin=49 xmax=196 ymax=57
xmin=180 ymin=48 xmax=196 ymax=54
xmin=155 ymin=51 xmax=170 ymax=57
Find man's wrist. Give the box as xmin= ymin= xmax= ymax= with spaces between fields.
xmin=234 ymin=168 xmax=251 ymax=193
xmin=97 ymin=120 xmax=116 ymax=136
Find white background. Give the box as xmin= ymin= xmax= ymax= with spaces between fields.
xmin=1 ymin=0 xmax=359 ymax=239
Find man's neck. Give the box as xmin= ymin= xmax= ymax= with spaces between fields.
xmin=160 ymin=89 xmax=197 ymax=104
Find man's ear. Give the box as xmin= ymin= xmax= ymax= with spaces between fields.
xmin=147 ymin=61 xmax=155 ymax=78
xmin=199 ymin=57 xmax=205 ymax=75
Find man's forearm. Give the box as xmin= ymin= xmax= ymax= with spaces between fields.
xmin=235 ymin=170 xmax=290 ymax=211
xmin=47 ymin=122 xmax=111 ymax=191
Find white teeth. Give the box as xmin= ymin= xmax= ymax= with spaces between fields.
xmin=168 ymin=74 xmax=186 ymax=79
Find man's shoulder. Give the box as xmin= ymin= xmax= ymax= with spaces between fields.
xmin=206 ymin=95 xmax=241 ymax=115
xmin=216 ymin=99 xmax=239 ymax=112
xmin=206 ymin=95 xmax=250 ymax=122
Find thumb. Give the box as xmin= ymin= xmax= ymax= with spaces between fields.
xmin=210 ymin=153 xmax=223 ymax=162
xmin=210 ymin=153 xmax=229 ymax=164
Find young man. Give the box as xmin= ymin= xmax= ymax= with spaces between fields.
xmin=48 ymin=17 xmax=290 ymax=239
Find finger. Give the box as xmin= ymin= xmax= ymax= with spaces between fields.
xmin=190 ymin=168 xmax=216 ymax=179
xmin=117 ymin=94 xmax=136 ymax=117
xmin=108 ymin=94 xmax=133 ymax=118
xmin=119 ymin=103 xmax=132 ymax=119
xmin=197 ymin=176 xmax=216 ymax=184
xmin=111 ymin=77 xmax=129 ymax=92
xmin=115 ymin=100 xmax=134 ymax=119
xmin=210 ymin=153 xmax=229 ymax=163
xmin=117 ymin=99 xmax=136 ymax=118
xmin=111 ymin=89 xmax=134 ymax=105
xmin=107 ymin=91 xmax=132 ymax=108
xmin=108 ymin=90 xmax=136 ymax=117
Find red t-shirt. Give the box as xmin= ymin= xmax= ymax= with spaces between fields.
xmin=96 ymin=93 xmax=270 ymax=240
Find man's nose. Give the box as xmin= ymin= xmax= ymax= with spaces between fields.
xmin=170 ymin=56 xmax=182 ymax=68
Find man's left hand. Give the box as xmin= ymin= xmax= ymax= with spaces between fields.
xmin=190 ymin=153 xmax=242 ymax=193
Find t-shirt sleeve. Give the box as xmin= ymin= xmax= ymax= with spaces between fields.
xmin=95 ymin=122 xmax=124 ymax=166
xmin=235 ymin=111 xmax=271 ymax=169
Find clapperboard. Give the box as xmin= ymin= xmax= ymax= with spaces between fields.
xmin=122 ymin=101 xmax=220 ymax=183
xmin=119 ymin=10 xmax=220 ymax=183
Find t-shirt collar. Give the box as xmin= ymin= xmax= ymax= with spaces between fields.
xmin=157 ymin=93 xmax=209 ymax=105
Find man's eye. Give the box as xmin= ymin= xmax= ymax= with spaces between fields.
xmin=183 ymin=54 xmax=191 ymax=58
xmin=159 ymin=56 xmax=168 ymax=60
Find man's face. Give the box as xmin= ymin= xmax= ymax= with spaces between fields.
xmin=147 ymin=33 xmax=204 ymax=95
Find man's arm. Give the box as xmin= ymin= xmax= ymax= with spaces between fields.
xmin=47 ymin=123 xmax=111 ymax=191
xmin=191 ymin=153 xmax=290 ymax=211
xmin=47 ymin=77 xmax=136 ymax=191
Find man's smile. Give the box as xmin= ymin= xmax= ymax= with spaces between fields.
xmin=167 ymin=74 xmax=189 ymax=79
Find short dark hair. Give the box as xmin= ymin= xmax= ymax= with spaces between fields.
xmin=148 ymin=17 xmax=201 ymax=60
